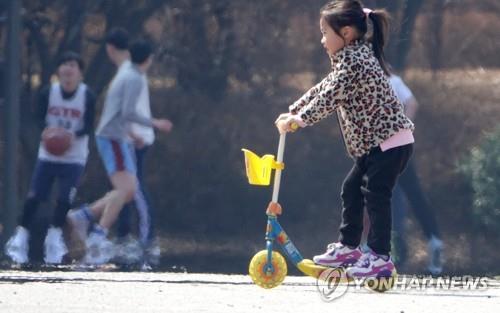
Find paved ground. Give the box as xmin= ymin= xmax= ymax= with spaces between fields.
xmin=0 ymin=271 xmax=499 ymax=313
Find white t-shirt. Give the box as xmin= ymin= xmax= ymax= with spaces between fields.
xmin=389 ymin=74 xmax=414 ymax=105
xmin=38 ymin=83 xmax=89 ymax=165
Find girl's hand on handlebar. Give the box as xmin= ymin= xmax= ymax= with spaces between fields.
xmin=275 ymin=113 xmax=304 ymax=134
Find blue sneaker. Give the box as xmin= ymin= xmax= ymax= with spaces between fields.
xmin=427 ymin=236 xmax=444 ymax=275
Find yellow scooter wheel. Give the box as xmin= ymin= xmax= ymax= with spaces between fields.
xmin=249 ymin=250 xmax=287 ymax=289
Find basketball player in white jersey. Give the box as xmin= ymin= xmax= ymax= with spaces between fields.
xmin=5 ymin=52 xmax=96 ymax=265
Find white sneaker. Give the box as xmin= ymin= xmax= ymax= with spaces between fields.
xmin=44 ymin=227 xmax=68 ymax=264
xmin=140 ymin=262 xmax=153 ymax=272
xmin=113 ymin=235 xmax=143 ymax=265
xmin=83 ymin=231 xmax=115 ymax=265
xmin=428 ymin=236 xmax=444 ymax=275
xmin=67 ymin=208 xmax=90 ymax=246
xmin=313 ymin=242 xmax=363 ymax=267
xmin=144 ymin=238 xmax=161 ymax=266
xmin=345 ymin=251 xmax=396 ymax=279
xmin=5 ymin=226 xmax=30 ymax=264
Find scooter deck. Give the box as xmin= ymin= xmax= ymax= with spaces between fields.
xmin=297 ymin=259 xmax=398 ymax=292
xmin=297 ymin=259 xmax=351 ymax=282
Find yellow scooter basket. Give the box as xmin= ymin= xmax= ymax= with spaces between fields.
xmin=242 ymin=149 xmax=284 ymax=186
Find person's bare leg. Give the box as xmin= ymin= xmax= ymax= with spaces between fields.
xmin=87 ymin=192 xmax=114 ymax=221
xmin=98 ymin=171 xmax=137 ymax=230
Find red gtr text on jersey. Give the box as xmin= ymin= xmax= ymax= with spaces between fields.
xmin=48 ymin=106 xmax=82 ymax=119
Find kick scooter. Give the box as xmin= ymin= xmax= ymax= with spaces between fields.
xmin=242 ymin=132 xmax=396 ymax=291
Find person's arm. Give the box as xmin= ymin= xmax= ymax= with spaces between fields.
xmin=120 ymin=74 xmax=173 ymax=133
xmin=297 ymin=64 xmax=356 ymax=126
xmin=403 ymin=96 xmax=419 ymax=120
xmin=120 ymin=76 xmax=154 ymax=127
xmin=36 ymin=86 xmax=50 ymax=130
xmin=289 ymin=75 xmax=330 ymax=115
xmin=75 ymin=88 xmax=96 ymax=137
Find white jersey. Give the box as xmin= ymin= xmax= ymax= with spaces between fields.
xmin=130 ymin=75 xmax=155 ymax=145
xmin=38 ymin=83 xmax=89 ymax=165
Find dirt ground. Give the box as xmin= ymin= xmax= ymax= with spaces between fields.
xmin=0 ymin=270 xmax=499 ymax=313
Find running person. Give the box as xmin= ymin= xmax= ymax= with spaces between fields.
xmin=115 ymin=39 xmax=173 ymax=268
xmin=388 ymin=73 xmax=444 ymax=275
xmin=67 ymin=33 xmax=171 ymax=265
xmin=5 ymin=51 xmax=95 ymax=265
xmin=276 ymin=0 xmax=414 ymax=278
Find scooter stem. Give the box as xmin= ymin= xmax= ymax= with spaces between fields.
xmin=271 ymin=133 xmax=286 ymax=203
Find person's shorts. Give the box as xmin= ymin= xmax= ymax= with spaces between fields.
xmin=96 ymin=136 xmax=136 ymax=176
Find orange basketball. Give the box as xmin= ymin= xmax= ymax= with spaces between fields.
xmin=42 ymin=127 xmax=72 ymax=156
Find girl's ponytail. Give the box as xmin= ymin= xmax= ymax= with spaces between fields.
xmin=367 ymin=10 xmax=390 ymax=75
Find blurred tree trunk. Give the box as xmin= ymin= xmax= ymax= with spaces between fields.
xmin=426 ymin=0 xmax=445 ymax=73
xmin=167 ymin=0 xmax=233 ymax=100
xmin=389 ymin=0 xmax=426 ymax=71
xmin=56 ymin=1 xmax=85 ymax=56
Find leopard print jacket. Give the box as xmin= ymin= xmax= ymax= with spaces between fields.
xmin=289 ymin=40 xmax=415 ymax=158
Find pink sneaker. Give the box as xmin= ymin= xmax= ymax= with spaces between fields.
xmin=313 ymin=242 xmax=363 ymax=267
xmin=345 ymin=251 xmax=395 ymax=279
